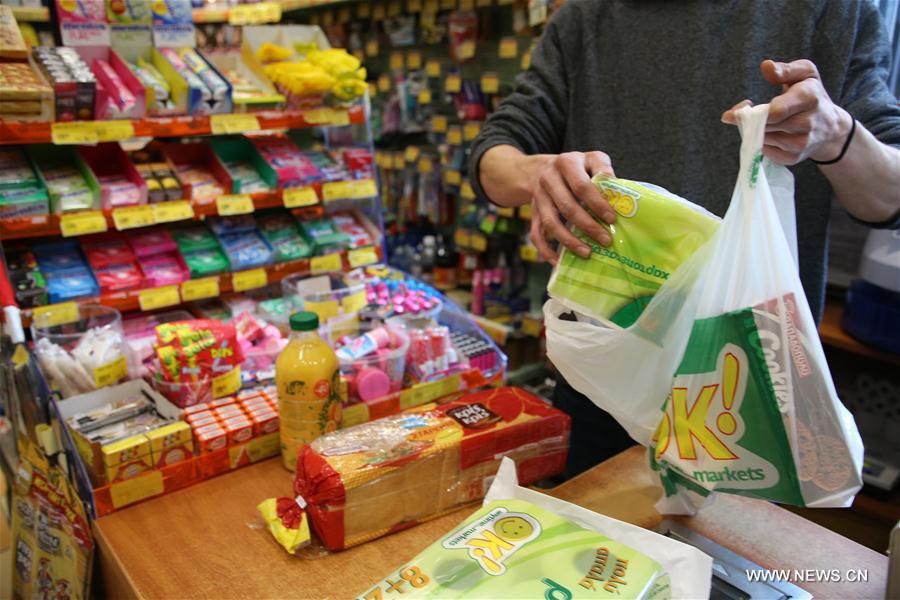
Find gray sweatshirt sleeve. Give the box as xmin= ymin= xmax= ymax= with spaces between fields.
xmin=837 ymin=2 xmax=900 ymax=148
xmin=468 ymin=5 xmax=575 ymax=205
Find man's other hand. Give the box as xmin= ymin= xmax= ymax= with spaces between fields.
xmin=721 ymin=59 xmax=852 ymax=165
xmin=530 ymin=151 xmax=616 ymax=265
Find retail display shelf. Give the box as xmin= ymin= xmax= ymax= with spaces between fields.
xmin=0 ymin=177 xmax=378 ymax=240
xmin=20 ymin=242 xmax=383 ymax=326
xmin=0 ymin=104 xmax=364 ymax=146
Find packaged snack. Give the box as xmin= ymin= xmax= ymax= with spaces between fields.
xmin=83 ymin=236 xmax=137 ymax=269
xmin=183 ymin=248 xmax=230 ymax=278
xmin=45 ymin=267 xmax=99 ymax=303
xmin=0 ymin=6 xmax=28 ymax=60
xmin=299 ymin=217 xmax=348 ymax=252
xmin=548 ymin=176 xmax=720 ymax=327
xmin=137 ymin=252 xmax=189 ymax=287
xmin=11 ymin=443 xmax=93 ymax=600
xmin=207 ymin=214 xmax=256 ymax=236
xmin=173 ymin=225 xmax=221 ymax=253
xmin=218 ymin=230 xmax=274 ymax=270
xmin=94 ymin=263 xmax=144 ymax=293
xmin=129 ymin=228 xmax=178 ymax=257
xmin=265 ymin=387 xmax=569 ymax=551
xmin=32 ymin=46 xmax=96 ymax=121
xmin=357 ymin=458 xmax=713 ymax=600
xmin=153 ymin=319 xmax=244 ymax=386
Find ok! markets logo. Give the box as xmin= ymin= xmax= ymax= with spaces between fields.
xmin=441 ymin=507 xmax=541 ymax=575
xmin=653 ymin=344 xmax=779 ymax=488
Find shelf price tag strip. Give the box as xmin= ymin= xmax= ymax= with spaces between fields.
xmin=60 ymin=211 xmax=108 ymax=237
xmin=232 ymin=268 xmax=267 ymax=292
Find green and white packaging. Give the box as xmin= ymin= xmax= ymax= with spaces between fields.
xmin=358 ymin=459 xmax=712 ymax=600
xmin=548 ymin=177 xmax=720 ymax=327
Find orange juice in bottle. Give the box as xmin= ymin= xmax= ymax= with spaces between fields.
xmin=275 ymin=311 xmax=341 ymax=471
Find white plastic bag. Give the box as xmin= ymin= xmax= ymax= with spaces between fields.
xmin=546 ymin=104 xmax=863 ymax=511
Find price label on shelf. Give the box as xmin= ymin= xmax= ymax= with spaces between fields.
xmin=357 ymin=2 xmax=371 ymax=17
xmin=112 ymin=205 xmax=154 ymax=230
xmin=322 ymin=179 xmax=377 ymax=202
xmin=444 ymin=170 xmax=461 ymax=186
xmin=425 ymin=59 xmax=441 ymax=77
xmin=311 ymin=253 xmax=343 ymax=274
xmin=391 ymin=153 xmax=406 ymax=170
xmin=212 ymin=367 xmax=242 ymax=398
xmin=499 ymin=36 xmax=518 ymax=58
xmin=407 ymin=51 xmax=422 ymax=70
xmin=387 ymin=0 xmax=402 ymax=16
xmin=304 ymin=107 xmax=333 ymax=125
xmin=338 ymin=6 xmax=351 ymax=23
xmin=365 ymin=39 xmax=379 ymax=56
xmin=51 ymin=122 xmax=98 ymax=145
xmin=92 ymin=120 xmax=135 ymax=142
xmin=424 ymin=0 xmax=439 ymax=11
xmin=232 ymin=268 xmax=267 ymax=292
xmin=342 ymin=402 xmax=369 ymax=428
xmin=459 ymin=0 xmax=474 ymax=11
xmin=521 ymin=314 xmax=543 ymax=337
xmin=216 ymin=194 xmax=254 ymax=216
xmin=372 ymin=3 xmax=385 ymax=19
xmin=497 ymin=206 xmax=515 ymax=218
xmin=521 ymin=50 xmax=532 ymax=70
xmin=477 ymin=0 xmax=492 ymax=6
xmin=464 ymin=121 xmax=481 ymax=141
xmin=32 ymin=302 xmax=79 ymax=329
xmin=470 ymin=233 xmax=487 ymax=252
xmin=458 ymin=41 xmax=476 ymax=60
xmin=181 ymin=277 xmax=220 ymax=302
xmin=454 ymin=229 xmax=470 ymax=248
xmin=519 ymin=203 xmax=532 ymax=219
xmin=152 ymin=200 xmax=194 ymax=223
xmin=480 ymin=73 xmax=500 ymax=94
xmin=417 ymin=157 xmax=433 ymax=174
xmin=378 ymin=74 xmax=391 ymax=92
xmin=519 ymin=244 xmax=538 ymax=262
xmin=341 ymin=290 xmax=367 ymax=314
xmin=404 ymin=146 xmax=420 ymax=163
xmin=138 ymin=285 xmax=180 ymax=311
xmin=210 ymin=113 xmax=261 ymax=135
xmin=441 ymin=0 xmax=455 ymax=9
xmin=389 ymin=52 xmax=404 ymax=70
xmin=430 ymin=115 xmax=448 ymax=133
xmin=444 ymin=74 xmax=461 ymax=93
xmin=407 ymin=0 xmax=423 ymax=12
xmin=446 ymin=126 xmax=463 ymax=145
xmin=399 ymin=374 xmax=460 ymax=409
xmin=110 ymin=472 xmax=163 ymax=510
xmin=304 ymin=299 xmax=339 ymax=323
xmin=93 ymin=355 xmax=128 ymax=388
xmin=60 ymin=211 xmax=107 ymax=237
xmin=228 ymin=2 xmax=281 ymax=25
xmin=417 ymin=89 xmax=432 ymax=104
xmin=348 ymin=246 xmax=379 ymax=268
xmin=461 ymin=180 xmax=475 ymax=200
xmin=283 ymin=186 xmax=319 ymax=208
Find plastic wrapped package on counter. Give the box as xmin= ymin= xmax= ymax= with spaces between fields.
xmin=260 ymin=387 xmax=569 ymax=552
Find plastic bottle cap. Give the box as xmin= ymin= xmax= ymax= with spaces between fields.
xmin=356 ymin=367 xmax=391 ymax=402
xmin=289 ymin=311 xmax=319 ymax=331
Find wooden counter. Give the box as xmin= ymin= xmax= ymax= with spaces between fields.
xmin=94 ymin=446 xmax=888 ymax=599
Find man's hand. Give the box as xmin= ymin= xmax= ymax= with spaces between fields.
xmin=530 ymin=151 xmax=616 ymax=265
xmin=722 ymin=59 xmax=852 ymax=165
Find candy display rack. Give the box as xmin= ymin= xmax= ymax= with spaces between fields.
xmin=0 ymin=19 xmax=508 ymax=519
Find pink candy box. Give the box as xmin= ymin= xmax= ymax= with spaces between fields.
xmin=129 ymin=228 xmax=178 ymax=257
xmin=138 ymin=252 xmax=189 ymax=287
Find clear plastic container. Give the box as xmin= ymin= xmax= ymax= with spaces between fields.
xmin=31 ymin=303 xmax=131 ymax=398
xmin=322 ymin=319 xmax=409 ymax=405
xmin=281 ymin=271 xmax=367 ymax=324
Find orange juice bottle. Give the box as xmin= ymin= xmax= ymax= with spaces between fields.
xmin=275 ymin=311 xmax=341 ymax=471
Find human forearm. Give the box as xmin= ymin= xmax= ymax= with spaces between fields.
xmin=820 ymin=112 xmax=900 ymax=223
xmin=478 ymin=145 xmax=554 ymax=207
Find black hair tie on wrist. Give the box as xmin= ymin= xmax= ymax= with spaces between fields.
xmin=811 ymin=117 xmax=856 ymax=166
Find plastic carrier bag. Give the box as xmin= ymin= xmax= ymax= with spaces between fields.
xmin=545 ymin=104 xmax=863 ymax=512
